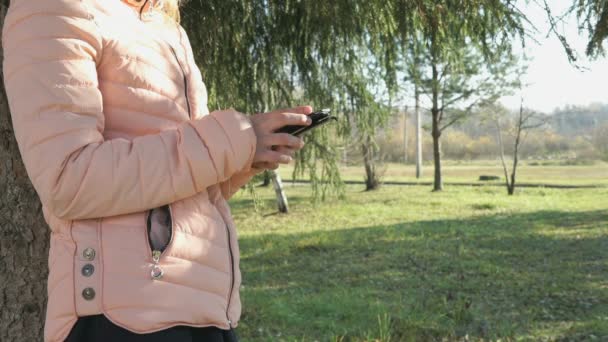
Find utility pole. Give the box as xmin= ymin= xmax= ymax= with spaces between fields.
xmin=403 ymin=107 xmax=408 ymax=163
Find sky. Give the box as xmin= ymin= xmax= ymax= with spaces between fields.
xmin=500 ymin=0 xmax=608 ymax=113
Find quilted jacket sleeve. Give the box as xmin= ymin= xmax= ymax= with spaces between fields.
xmin=176 ymin=24 xmax=261 ymax=201
xmin=2 ymin=0 xmax=256 ymax=220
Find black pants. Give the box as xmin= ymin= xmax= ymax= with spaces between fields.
xmin=64 ymin=315 xmax=239 ymax=342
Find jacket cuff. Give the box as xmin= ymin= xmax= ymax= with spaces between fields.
xmin=211 ymin=109 xmax=257 ymax=173
xmin=188 ymin=109 xmax=257 ymax=185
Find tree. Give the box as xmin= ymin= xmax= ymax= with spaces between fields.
xmin=269 ymin=170 xmax=289 ymax=213
xmin=541 ymin=0 xmax=608 ymax=60
xmin=592 ymin=123 xmax=608 ymax=161
xmin=391 ymin=1 xmax=526 ymax=191
xmin=182 ymin=1 xmax=400 ymax=195
xmin=0 ymin=1 xmax=527 ymax=339
xmin=412 ymin=44 xmax=520 ymax=191
xmin=491 ymin=102 xmax=547 ymax=195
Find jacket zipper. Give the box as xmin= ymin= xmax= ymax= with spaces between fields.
xmin=143 ymin=18 xmax=233 ymax=325
xmin=166 ymin=43 xmax=192 ymax=119
xmin=224 ymin=223 xmax=235 ymax=327
xmin=144 ymin=40 xmax=187 ymax=278
xmin=145 ymin=204 xmax=174 ymax=280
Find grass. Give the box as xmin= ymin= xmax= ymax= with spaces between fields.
xmin=279 ymin=160 xmax=608 ymax=186
xmin=229 ymin=182 xmax=608 ymax=341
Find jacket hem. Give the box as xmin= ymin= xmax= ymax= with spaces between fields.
xmin=101 ymin=312 xmax=232 ymax=334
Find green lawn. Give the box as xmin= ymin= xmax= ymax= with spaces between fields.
xmin=230 ymin=183 xmax=608 ymax=341
xmin=279 ymin=161 xmax=608 ymax=186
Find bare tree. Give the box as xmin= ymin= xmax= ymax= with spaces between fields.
xmin=495 ymin=100 xmax=546 ymax=195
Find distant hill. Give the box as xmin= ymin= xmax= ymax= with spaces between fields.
xmin=550 ymin=104 xmax=608 ymax=138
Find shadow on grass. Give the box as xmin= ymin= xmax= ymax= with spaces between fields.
xmin=237 ymin=210 xmax=608 ymax=341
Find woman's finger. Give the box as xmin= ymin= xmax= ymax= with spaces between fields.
xmin=275 ymin=146 xmax=296 ymax=158
xmin=259 ymin=150 xmax=292 ymax=164
xmin=265 ymin=112 xmax=311 ymax=131
xmin=267 ymin=106 xmax=313 ymax=116
xmin=253 ymin=162 xmax=280 ymax=170
xmin=265 ymin=133 xmax=304 ymax=149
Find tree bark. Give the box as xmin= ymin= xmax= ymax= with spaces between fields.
xmin=261 ymin=171 xmax=271 ymax=187
xmin=431 ymin=123 xmax=443 ymax=192
xmin=509 ymin=114 xmax=523 ymax=196
xmin=1 ymin=2 xmax=49 ymax=341
xmin=270 ymin=170 xmax=289 ymax=213
xmin=508 ymin=102 xmax=526 ymax=196
xmin=431 ymin=60 xmax=443 ymax=192
xmin=495 ymin=120 xmax=512 ymax=195
xmin=362 ymin=135 xmax=380 ymax=191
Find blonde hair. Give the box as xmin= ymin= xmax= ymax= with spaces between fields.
xmin=161 ymin=0 xmax=181 ymax=23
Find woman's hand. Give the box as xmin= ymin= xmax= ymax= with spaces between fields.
xmin=250 ymin=106 xmax=313 ymax=170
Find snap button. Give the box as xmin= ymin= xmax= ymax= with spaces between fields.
xmin=83 ymin=248 xmax=96 ymax=261
xmin=151 ymin=265 xmax=164 ymax=280
xmin=81 ymin=264 xmax=95 ymax=277
xmin=82 ymin=287 xmax=96 ymax=301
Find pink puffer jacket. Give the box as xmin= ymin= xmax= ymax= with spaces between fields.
xmin=2 ymin=0 xmax=259 ymax=341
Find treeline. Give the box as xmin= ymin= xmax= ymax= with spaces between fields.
xmin=551 ymin=104 xmax=608 ymax=137
xmin=372 ymin=103 xmax=608 ymax=163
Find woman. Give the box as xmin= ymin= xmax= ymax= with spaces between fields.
xmin=2 ymin=0 xmax=311 ymax=341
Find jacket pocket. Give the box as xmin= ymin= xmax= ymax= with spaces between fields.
xmin=145 ymin=204 xmax=173 ymax=253
xmin=145 ymin=204 xmax=174 ymax=280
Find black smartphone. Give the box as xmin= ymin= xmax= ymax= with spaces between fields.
xmin=275 ymin=109 xmax=336 ymax=136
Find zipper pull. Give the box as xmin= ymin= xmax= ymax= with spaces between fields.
xmin=151 ymin=250 xmax=164 ymax=280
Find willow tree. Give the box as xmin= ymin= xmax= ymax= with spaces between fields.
xmin=576 ymin=0 xmax=608 ymax=57
xmin=537 ymin=0 xmax=608 ymax=61
xmin=182 ymin=1 xmax=399 ymax=194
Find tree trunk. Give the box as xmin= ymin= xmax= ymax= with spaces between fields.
xmin=509 ymin=134 xmax=521 ymax=196
xmin=362 ymin=135 xmax=380 ymax=191
xmin=415 ymin=83 xmax=423 ymax=179
xmin=431 ymin=61 xmax=443 ymax=192
xmin=496 ymin=120 xmax=512 ymax=195
xmin=261 ymin=171 xmax=271 ymax=187
xmin=507 ymin=183 xmax=515 ymax=195
xmin=270 ymin=170 xmax=289 ymax=213
xmin=509 ymin=103 xmax=524 ymax=196
xmin=431 ymin=123 xmax=443 ymax=192
xmin=1 ymin=2 xmax=49 ymax=341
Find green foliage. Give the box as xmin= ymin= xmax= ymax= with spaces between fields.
xmin=180 ymin=1 xmax=403 ymax=198
xmin=180 ymin=0 xmax=528 ymax=194
xmin=543 ymin=0 xmax=608 ymax=59
xmin=575 ymin=0 xmax=608 ymax=57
